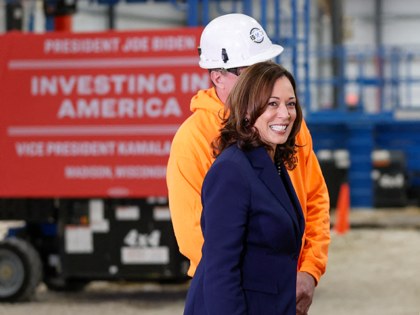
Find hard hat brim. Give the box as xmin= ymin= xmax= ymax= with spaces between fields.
xmin=199 ymin=44 xmax=284 ymax=69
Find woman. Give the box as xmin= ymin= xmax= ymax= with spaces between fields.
xmin=184 ymin=61 xmax=304 ymax=315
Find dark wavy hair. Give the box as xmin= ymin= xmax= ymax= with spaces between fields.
xmin=212 ymin=61 xmax=303 ymax=170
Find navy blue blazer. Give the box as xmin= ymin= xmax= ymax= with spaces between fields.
xmin=184 ymin=144 xmax=305 ymax=315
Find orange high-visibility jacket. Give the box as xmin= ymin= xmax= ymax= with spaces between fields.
xmin=167 ymin=88 xmax=331 ymax=283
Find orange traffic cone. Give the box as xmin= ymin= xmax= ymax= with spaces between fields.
xmin=333 ymin=183 xmax=350 ymax=235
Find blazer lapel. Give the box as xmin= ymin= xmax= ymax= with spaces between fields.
xmin=245 ymin=147 xmax=301 ymax=232
xmin=281 ymin=164 xmax=305 ymax=235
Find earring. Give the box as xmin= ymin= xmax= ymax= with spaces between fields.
xmin=244 ymin=118 xmax=249 ymax=123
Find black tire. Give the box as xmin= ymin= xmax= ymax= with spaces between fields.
xmin=44 ymin=277 xmax=90 ymax=292
xmin=0 ymin=237 xmax=43 ymax=302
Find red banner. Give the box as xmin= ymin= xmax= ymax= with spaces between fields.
xmin=0 ymin=28 xmax=208 ymax=198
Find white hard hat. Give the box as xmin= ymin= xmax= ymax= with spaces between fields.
xmin=198 ymin=13 xmax=284 ymax=69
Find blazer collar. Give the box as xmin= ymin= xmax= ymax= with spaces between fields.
xmin=244 ymin=146 xmax=305 ymax=234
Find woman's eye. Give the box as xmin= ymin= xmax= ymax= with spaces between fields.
xmin=268 ymin=102 xmax=277 ymax=106
xmin=287 ymin=102 xmax=296 ymax=107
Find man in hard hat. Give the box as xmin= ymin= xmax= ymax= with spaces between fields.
xmin=167 ymin=13 xmax=330 ymax=315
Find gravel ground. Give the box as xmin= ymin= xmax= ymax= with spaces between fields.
xmin=0 ymin=228 xmax=419 ymax=315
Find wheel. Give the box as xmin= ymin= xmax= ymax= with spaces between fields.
xmin=44 ymin=277 xmax=90 ymax=292
xmin=0 ymin=237 xmax=43 ymax=302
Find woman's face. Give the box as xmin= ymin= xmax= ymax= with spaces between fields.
xmin=253 ymin=76 xmax=297 ymax=151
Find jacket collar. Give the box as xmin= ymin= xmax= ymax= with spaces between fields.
xmin=244 ymin=146 xmax=305 ymax=234
xmin=190 ymin=88 xmax=225 ymax=114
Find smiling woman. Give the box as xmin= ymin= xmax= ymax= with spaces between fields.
xmin=253 ymin=76 xmax=297 ymax=157
xmin=183 ymin=61 xmax=305 ymax=315
xmin=213 ymin=60 xmax=303 ymax=170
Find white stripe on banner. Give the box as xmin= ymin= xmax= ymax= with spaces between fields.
xmin=8 ymin=125 xmax=180 ymax=136
xmin=8 ymin=56 xmax=199 ymax=70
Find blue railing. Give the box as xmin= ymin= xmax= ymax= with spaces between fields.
xmin=310 ymin=45 xmax=420 ymax=115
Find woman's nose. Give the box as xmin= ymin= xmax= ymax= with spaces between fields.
xmin=277 ymin=104 xmax=290 ymax=119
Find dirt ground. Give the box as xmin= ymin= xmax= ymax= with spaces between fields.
xmin=1 ymin=227 xmax=419 ymax=315
xmin=310 ymin=228 xmax=420 ymax=315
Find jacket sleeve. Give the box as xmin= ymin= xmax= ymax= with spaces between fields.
xmin=201 ymin=160 xmax=249 ymax=315
xmin=167 ymin=153 xmax=206 ymax=276
xmin=298 ymin=121 xmax=331 ymax=284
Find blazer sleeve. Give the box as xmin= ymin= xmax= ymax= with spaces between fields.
xmin=201 ymin=159 xmax=250 ymax=315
